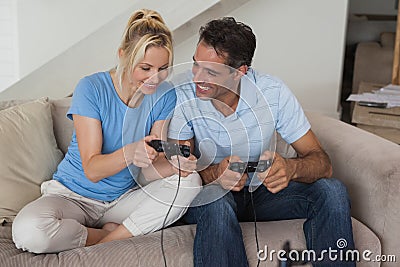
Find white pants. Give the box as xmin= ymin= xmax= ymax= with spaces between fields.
xmin=12 ymin=173 xmax=202 ymax=253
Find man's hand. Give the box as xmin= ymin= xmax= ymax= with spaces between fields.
xmin=257 ymin=151 xmax=291 ymax=194
xmin=217 ymin=156 xmax=248 ymax=191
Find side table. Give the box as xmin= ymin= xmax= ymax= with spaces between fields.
xmin=351 ymin=82 xmax=400 ymax=144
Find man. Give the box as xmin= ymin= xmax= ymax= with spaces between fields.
xmin=168 ymin=17 xmax=354 ymax=267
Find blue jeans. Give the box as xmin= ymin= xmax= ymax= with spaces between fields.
xmin=183 ymin=178 xmax=355 ymax=267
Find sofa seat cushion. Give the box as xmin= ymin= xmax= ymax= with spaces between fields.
xmin=0 ymin=98 xmax=64 ymax=223
xmin=0 ymin=218 xmax=380 ymax=267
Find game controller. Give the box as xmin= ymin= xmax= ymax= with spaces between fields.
xmin=228 ymin=159 xmax=272 ymax=173
xmin=148 ymin=140 xmax=190 ymax=159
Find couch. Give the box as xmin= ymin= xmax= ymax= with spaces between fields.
xmin=352 ymin=32 xmax=394 ymax=95
xmin=0 ymin=97 xmax=399 ymax=267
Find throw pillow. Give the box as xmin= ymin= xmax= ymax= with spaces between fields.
xmin=0 ymin=98 xmax=64 ymax=223
xmin=0 ymin=99 xmax=31 ymax=111
xmin=50 ymin=97 xmax=73 ymax=155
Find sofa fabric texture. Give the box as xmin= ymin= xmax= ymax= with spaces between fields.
xmin=0 ymin=97 xmax=399 ymax=266
xmin=0 ymin=219 xmax=380 ymax=267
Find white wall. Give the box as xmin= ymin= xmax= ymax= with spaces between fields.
xmin=1 ymin=0 xmax=348 ymax=118
xmin=0 ymin=0 xmax=18 ymax=91
xmin=0 ymin=0 xmax=220 ymax=100
xmin=175 ymin=0 xmax=349 ymax=117
xmin=16 ymin=0 xmax=137 ymax=78
xmin=15 ymin=0 xmax=219 ymax=80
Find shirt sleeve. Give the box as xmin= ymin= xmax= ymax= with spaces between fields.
xmin=67 ymin=77 xmax=101 ymax=121
xmin=275 ymin=82 xmax=311 ymax=144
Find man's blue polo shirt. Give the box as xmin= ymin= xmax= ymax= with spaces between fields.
xmin=168 ymin=68 xmax=310 ymax=186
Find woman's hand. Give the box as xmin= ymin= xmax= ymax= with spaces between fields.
xmin=124 ymin=135 xmax=159 ymax=168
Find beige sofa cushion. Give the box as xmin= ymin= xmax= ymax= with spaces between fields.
xmin=352 ymin=32 xmax=394 ymax=94
xmin=0 ymin=98 xmax=64 ymax=223
xmin=0 ymin=99 xmax=31 ymax=110
xmin=50 ymin=98 xmax=73 ymax=154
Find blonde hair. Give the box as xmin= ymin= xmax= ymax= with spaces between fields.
xmin=116 ymin=9 xmax=173 ymax=90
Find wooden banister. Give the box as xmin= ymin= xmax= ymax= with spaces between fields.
xmin=392 ymin=0 xmax=400 ymax=85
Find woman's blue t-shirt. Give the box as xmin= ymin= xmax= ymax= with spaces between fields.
xmin=53 ymin=72 xmax=176 ymax=201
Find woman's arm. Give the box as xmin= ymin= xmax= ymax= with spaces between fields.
xmin=74 ymin=114 xmax=157 ymax=182
xmin=141 ymin=119 xmax=175 ymax=180
xmin=141 ymin=120 xmax=197 ymax=181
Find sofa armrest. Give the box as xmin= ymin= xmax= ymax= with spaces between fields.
xmin=306 ymin=112 xmax=400 ymax=262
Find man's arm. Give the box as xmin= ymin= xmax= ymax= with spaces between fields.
xmin=286 ymin=129 xmax=332 ymax=182
xmin=198 ymin=164 xmax=219 ymax=184
xmin=259 ymin=129 xmax=332 ymax=193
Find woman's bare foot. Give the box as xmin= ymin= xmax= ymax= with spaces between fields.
xmin=86 ymin=228 xmax=110 ymax=246
xmin=97 ymin=224 xmax=132 ymax=244
xmin=85 ymin=223 xmax=121 ymax=246
xmin=102 ymin=222 xmax=120 ymax=232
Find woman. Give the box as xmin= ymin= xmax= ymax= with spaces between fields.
xmin=12 ymin=9 xmax=201 ymax=253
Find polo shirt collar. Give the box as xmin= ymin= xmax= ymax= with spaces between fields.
xmin=236 ymin=68 xmax=258 ymax=113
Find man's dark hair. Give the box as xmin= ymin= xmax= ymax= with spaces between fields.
xmin=199 ymin=17 xmax=256 ymax=68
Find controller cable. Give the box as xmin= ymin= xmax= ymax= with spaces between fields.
xmin=161 ymin=155 xmax=181 ymax=267
xmin=250 ymin=187 xmax=261 ymax=267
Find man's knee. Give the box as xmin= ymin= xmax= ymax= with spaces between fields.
xmin=315 ymin=178 xmax=351 ymax=212
xmin=189 ymin=183 xmax=233 ymax=207
xmin=208 ymin=193 xmax=236 ymax=214
xmin=185 ymin=189 xmax=237 ymax=224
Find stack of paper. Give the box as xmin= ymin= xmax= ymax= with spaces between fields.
xmin=347 ymin=84 xmax=400 ymax=108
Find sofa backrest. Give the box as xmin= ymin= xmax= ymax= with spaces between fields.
xmin=352 ymin=32 xmax=394 ymax=94
xmin=50 ymin=98 xmax=73 ymax=155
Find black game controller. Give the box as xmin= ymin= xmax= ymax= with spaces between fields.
xmin=148 ymin=140 xmax=190 ymax=159
xmin=229 ymin=159 xmax=272 ymax=173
